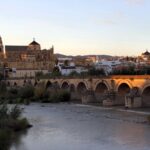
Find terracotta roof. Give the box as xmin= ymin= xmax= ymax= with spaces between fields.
xmin=5 ymin=45 xmax=27 ymax=51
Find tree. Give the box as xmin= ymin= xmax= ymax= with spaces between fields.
xmin=51 ymin=66 xmax=61 ymax=77
xmin=64 ymin=60 xmax=69 ymax=66
xmin=88 ymin=67 xmax=105 ymax=76
xmin=0 ymin=73 xmax=4 ymax=81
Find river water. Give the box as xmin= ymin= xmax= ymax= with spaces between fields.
xmin=10 ymin=103 xmax=150 ymax=150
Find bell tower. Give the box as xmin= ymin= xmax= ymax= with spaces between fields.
xmin=0 ymin=36 xmax=3 ymax=52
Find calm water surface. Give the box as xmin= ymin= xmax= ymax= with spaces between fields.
xmin=10 ymin=103 xmax=150 ymax=150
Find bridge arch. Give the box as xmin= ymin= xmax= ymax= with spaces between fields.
xmin=141 ymin=84 xmax=150 ymax=94
xmin=14 ymin=82 xmax=17 ymax=86
xmin=116 ymin=82 xmax=132 ymax=105
xmin=94 ymin=80 xmax=110 ymax=91
xmin=116 ymin=80 xmax=133 ymax=92
xmin=95 ymin=81 xmax=109 ymax=102
xmin=60 ymin=80 xmax=69 ymax=87
xmin=77 ymin=82 xmax=87 ymax=94
xmin=61 ymin=81 xmax=70 ymax=90
xmin=117 ymin=83 xmax=131 ymax=95
xmin=141 ymin=84 xmax=150 ymax=106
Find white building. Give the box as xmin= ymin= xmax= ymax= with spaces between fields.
xmin=59 ymin=66 xmax=76 ymax=76
xmin=95 ymin=60 xmax=122 ymax=74
xmin=57 ymin=57 xmax=75 ymax=66
xmin=56 ymin=65 xmax=88 ymax=76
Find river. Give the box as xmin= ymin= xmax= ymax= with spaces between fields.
xmin=10 ymin=103 xmax=150 ymax=150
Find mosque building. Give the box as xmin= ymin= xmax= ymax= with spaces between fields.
xmin=0 ymin=36 xmax=56 ymax=78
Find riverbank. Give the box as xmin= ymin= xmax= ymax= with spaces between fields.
xmin=77 ymin=103 xmax=150 ymax=115
xmin=0 ymin=104 xmax=32 ymax=150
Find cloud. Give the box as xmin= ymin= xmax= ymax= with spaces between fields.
xmin=125 ymin=0 xmax=145 ymax=5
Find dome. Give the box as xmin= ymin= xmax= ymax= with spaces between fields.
xmin=28 ymin=39 xmax=41 ymax=50
xmin=29 ymin=40 xmax=40 ymax=46
xmin=142 ymin=50 xmax=150 ymax=56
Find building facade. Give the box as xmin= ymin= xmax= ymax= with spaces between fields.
xmin=0 ymin=36 xmax=56 ymax=77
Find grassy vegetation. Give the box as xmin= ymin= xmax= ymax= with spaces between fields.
xmin=0 ymin=80 xmax=71 ymax=149
xmin=0 ymin=103 xmax=31 ymax=150
xmin=0 ymin=81 xmax=71 ymax=104
xmin=42 ymin=89 xmax=71 ymax=103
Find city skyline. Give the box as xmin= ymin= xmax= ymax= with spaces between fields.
xmin=1 ymin=0 xmax=150 ymax=56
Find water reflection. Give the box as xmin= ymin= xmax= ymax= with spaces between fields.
xmin=113 ymin=123 xmax=148 ymax=149
xmin=10 ymin=129 xmax=28 ymax=150
xmin=10 ymin=104 xmax=150 ymax=150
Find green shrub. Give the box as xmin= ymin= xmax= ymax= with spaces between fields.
xmin=0 ymin=103 xmax=8 ymax=119
xmin=88 ymin=67 xmax=105 ymax=76
xmin=0 ymin=129 xmax=12 ymax=150
xmin=0 ymin=81 xmax=7 ymax=94
xmin=46 ymin=90 xmax=71 ymax=103
xmin=9 ymin=105 xmax=22 ymax=120
xmin=34 ymin=82 xmax=46 ymax=99
xmin=0 ymin=82 xmax=7 ymax=101
xmin=48 ymin=93 xmax=60 ymax=103
xmin=29 ymin=96 xmax=37 ymax=102
xmin=10 ymin=118 xmax=29 ymax=131
xmin=147 ymin=115 xmax=150 ymax=124
xmin=68 ymin=71 xmax=79 ymax=77
xmin=17 ymin=118 xmax=29 ymax=129
xmin=0 ymin=103 xmax=31 ymax=149
xmin=15 ymin=98 xmax=24 ymax=104
xmin=24 ymin=99 xmax=30 ymax=105
xmin=8 ymin=88 xmax=18 ymax=95
xmin=18 ymin=85 xmax=34 ymax=99
xmin=6 ymin=88 xmax=19 ymax=102
xmin=34 ymin=86 xmax=45 ymax=99
xmin=59 ymin=90 xmax=71 ymax=102
xmin=35 ymin=71 xmax=44 ymax=78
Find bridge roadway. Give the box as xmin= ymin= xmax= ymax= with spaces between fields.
xmin=6 ymin=75 xmax=150 ymax=106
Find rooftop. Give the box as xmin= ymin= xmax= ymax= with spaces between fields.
xmin=5 ymin=45 xmax=27 ymax=51
xmin=142 ymin=50 xmax=150 ymax=56
xmin=29 ymin=40 xmax=40 ymax=46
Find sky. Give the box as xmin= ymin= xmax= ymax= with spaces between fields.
xmin=0 ymin=0 xmax=150 ymax=56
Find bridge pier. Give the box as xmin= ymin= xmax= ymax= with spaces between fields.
xmin=81 ymin=90 xmax=97 ymax=104
xmin=125 ymin=97 xmax=142 ymax=108
xmin=103 ymin=99 xmax=114 ymax=107
xmin=102 ymin=90 xmax=116 ymax=107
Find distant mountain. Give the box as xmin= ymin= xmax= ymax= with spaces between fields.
xmin=81 ymin=55 xmax=113 ymax=59
xmin=55 ymin=53 xmax=73 ymax=58
xmin=55 ymin=53 xmax=113 ymax=59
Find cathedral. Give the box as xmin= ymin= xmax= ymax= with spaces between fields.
xmin=0 ymin=36 xmax=55 ymax=77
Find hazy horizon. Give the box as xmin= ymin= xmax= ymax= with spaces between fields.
xmin=1 ymin=0 xmax=150 ymax=56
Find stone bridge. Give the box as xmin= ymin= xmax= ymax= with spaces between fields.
xmin=6 ymin=75 xmax=150 ymax=107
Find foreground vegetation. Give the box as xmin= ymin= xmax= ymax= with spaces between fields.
xmin=0 ymin=81 xmax=71 ymax=105
xmin=0 ymin=80 xmax=71 ymax=149
xmin=0 ymin=102 xmax=31 ymax=150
